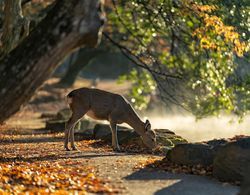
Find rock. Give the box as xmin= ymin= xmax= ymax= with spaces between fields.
xmin=44 ymin=107 xmax=98 ymax=134
xmin=159 ymin=146 xmax=173 ymax=154
xmin=93 ymin=125 xmax=187 ymax=150
xmin=77 ymin=119 xmax=97 ymax=132
xmin=75 ymin=129 xmax=94 ymax=140
xmin=166 ymin=138 xmax=230 ymax=166
xmin=56 ymin=108 xmax=71 ymax=120
xmin=45 ymin=120 xmax=66 ymax=132
xmin=93 ymin=124 xmax=139 ymax=144
xmin=206 ymin=138 xmax=228 ymax=148
xmin=155 ymin=129 xmax=175 ymax=135
xmin=155 ymin=129 xmax=188 ymax=147
xmin=93 ymin=124 xmax=111 ymax=139
xmin=213 ymin=137 xmax=250 ymax=182
xmin=40 ymin=112 xmax=57 ymax=119
xmin=205 ymin=138 xmax=228 ymax=153
xmin=239 ymin=166 xmax=250 ymax=195
xmin=166 ymin=143 xmax=214 ymax=166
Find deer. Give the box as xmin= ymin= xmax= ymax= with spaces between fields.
xmin=64 ymin=87 xmax=157 ymax=151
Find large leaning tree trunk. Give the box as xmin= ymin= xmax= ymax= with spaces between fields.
xmin=0 ymin=0 xmax=104 ymax=124
xmin=59 ymin=47 xmax=103 ymax=86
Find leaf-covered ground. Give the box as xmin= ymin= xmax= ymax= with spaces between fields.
xmin=0 ymin=134 xmax=117 ymax=194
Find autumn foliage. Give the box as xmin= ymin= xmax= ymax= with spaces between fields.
xmin=0 ymin=160 xmax=112 ymax=194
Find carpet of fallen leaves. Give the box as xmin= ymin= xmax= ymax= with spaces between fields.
xmin=135 ymin=157 xmax=213 ymax=176
xmin=120 ymin=142 xmax=167 ymax=156
xmin=134 ymin=157 xmax=243 ymax=186
xmin=0 ymin=160 xmax=113 ymax=194
xmin=0 ymin=133 xmax=118 ymax=194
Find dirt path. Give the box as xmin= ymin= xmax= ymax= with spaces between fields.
xmin=73 ymin=152 xmax=239 ymax=195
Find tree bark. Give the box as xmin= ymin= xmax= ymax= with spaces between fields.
xmin=0 ymin=0 xmax=26 ymax=57
xmin=0 ymin=0 xmax=104 ymax=123
xmin=59 ymin=48 xmax=103 ymax=86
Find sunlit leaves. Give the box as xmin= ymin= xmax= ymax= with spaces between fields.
xmin=136 ymin=157 xmax=213 ymax=177
xmin=193 ymin=13 xmax=249 ymax=56
xmin=118 ymin=68 xmax=156 ymax=110
xmin=0 ymin=135 xmax=117 ymax=194
xmin=107 ymin=0 xmax=249 ymax=118
xmin=0 ymin=161 xmax=113 ymax=194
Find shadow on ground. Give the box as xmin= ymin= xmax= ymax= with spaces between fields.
xmin=125 ymin=168 xmax=239 ymax=195
xmin=0 ymin=148 xmax=136 ymax=163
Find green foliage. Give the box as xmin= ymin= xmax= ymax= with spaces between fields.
xmin=107 ymin=0 xmax=250 ymax=118
xmin=118 ymin=68 xmax=156 ymax=110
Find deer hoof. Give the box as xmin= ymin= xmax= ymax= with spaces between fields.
xmin=113 ymin=147 xmax=121 ymax=152
xmin=72 ymin=146 xmax=79 ymax=151
xmin=64 ymin=147 xmax=70 ymax=151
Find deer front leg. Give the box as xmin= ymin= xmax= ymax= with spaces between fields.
xmin=110 ymin=121 xmax=120 ymax=152
xmin=70 ymin=123 xmax=78 ymax=151
xmin=64 ymin=120 xmax=72 ymax=151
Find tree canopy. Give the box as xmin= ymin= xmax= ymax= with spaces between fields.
xmin=105 ymin=0 xmax=249 ymax=118
xmin=0 ymin=0 xmax=249 ymax=122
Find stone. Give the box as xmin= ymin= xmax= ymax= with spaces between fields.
xmin=155 ymin=129 xmax=188 ymax=147
xmin=166 ymin=143 xmax=214 ymax=166
xmin=92 ymin=125 xmax=187 ymax=150
xmin=239 ymin=166 xmax=250 ymax=195
xmin=93 ymin=124 xmax=139 ymax=143
xmin=75 ymin=129 xmax=94 ymax=140
xmin=155 ymin=129 xmax=175 ymax=135
xmin=77 ymin=119 xmax=97 ymax=132
xmin=213 ymin=137 xmax=250 ymax=182
xmin=93 ymin=124 xmax=111 ymax=140
xmin=205 ymin=138 xmax=228 ymax=153
xmin=206 ymin=138 xmax=228 ymax=148
xmin=45 ymin=120 xmax=66 ymax=132
xmin=56 ymin=108 xmax=71 ymax=120
xmin=40 ymin=112 xmax=57 ymax=119
xmin=44 ymin=107 xmax=98 ymax=134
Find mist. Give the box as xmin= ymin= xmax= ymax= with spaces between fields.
xmin=149 ymin=114 xmax=250 ymax=142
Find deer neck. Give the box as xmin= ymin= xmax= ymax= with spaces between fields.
xmin=125 ymin=112 xmax=145 ymax=136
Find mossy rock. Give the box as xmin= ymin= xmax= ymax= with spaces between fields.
xmin=155 ymin=129 xmax=188 ymax=147
xmin=156 ymin=136 xmax=175 ymax=147
xmin=45 ymin=120 xmax=66 ymax=132
xmin=93 ymin=124 xmax=139 ymax=144
xmin=56 ymin=108 xmax=71 ymax=120
xmin=78 ymin=119 xmax=98 ymax=132
xmin=75 ymin=129 xmax=94 ymax=140
xmin=45 ymin=118 xmax=98 ymax=133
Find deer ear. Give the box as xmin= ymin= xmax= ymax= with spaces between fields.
xmin=145 ymin=120 xmax=151 ymax=131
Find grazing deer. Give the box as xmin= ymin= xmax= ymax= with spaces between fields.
xmin=64 ymin=88 xmax=157 ymax=151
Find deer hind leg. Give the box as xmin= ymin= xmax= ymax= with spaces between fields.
xmin=110 ymin=121 xmax=120 ymax=152
xmin=64 ymin=110 xmax=86 ymax=151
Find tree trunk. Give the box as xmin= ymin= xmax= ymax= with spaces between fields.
xmin=59 ymin=48 xmax=103 ymax=86
xmin=0 ymin=0 xmax=104 ymax=123
xmin=0 ymin=0 xmax=26 ymax=57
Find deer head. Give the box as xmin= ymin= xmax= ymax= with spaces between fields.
xmin=141 ymin=119 xmax=157 ymax=149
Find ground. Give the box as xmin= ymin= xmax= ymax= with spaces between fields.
xmin=0 ymin=78 xmax=240 ymax=194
